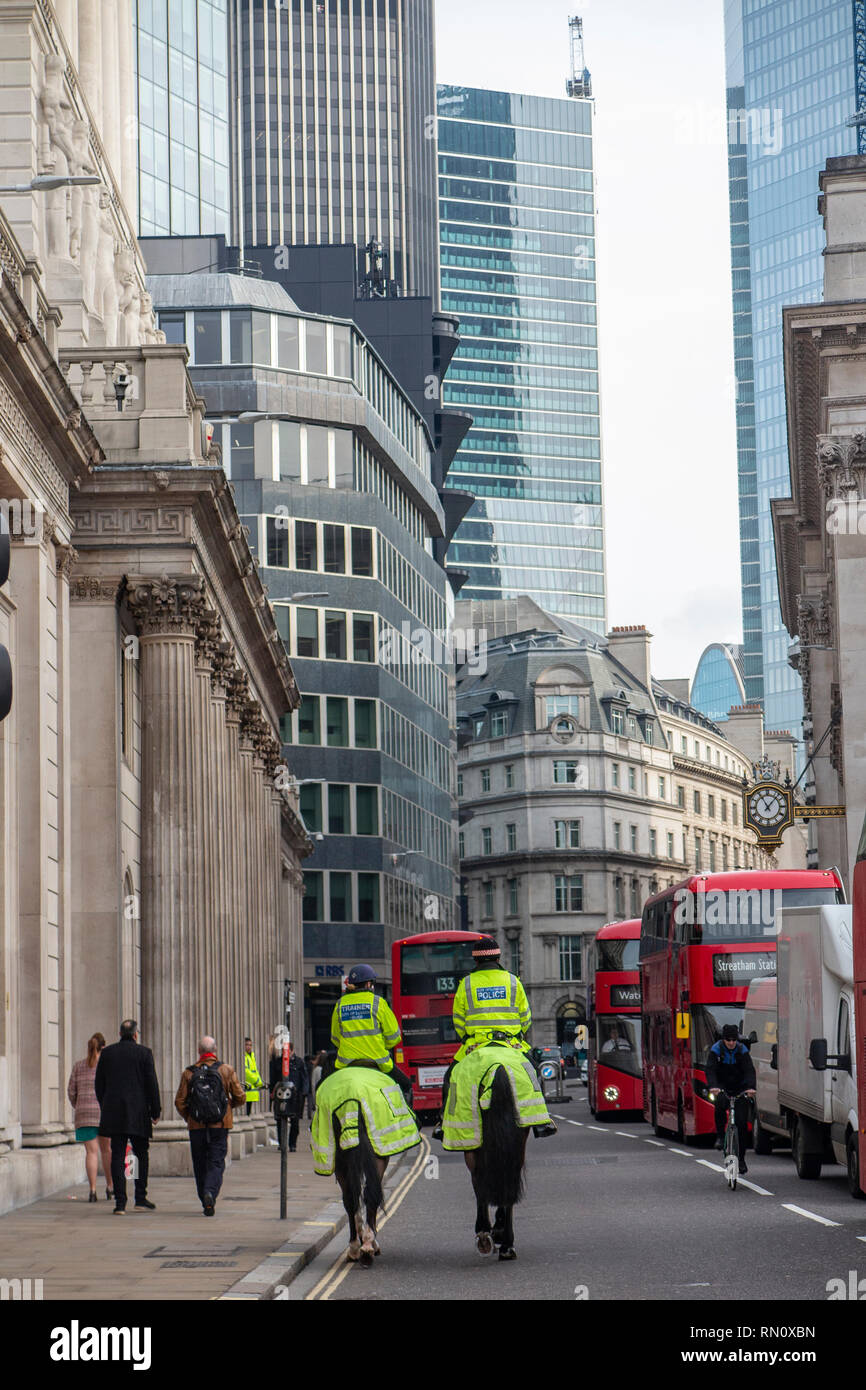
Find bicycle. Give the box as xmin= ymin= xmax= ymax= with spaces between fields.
xmin=711 ymin=1089 xmax=751 ymax=1190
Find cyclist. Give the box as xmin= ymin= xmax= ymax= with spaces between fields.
xmin=706 ymin=1023 xmax=756 ymax=1173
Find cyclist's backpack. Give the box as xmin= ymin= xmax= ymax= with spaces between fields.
xmin=187 ymin=1062 xmax=228 ymax=1124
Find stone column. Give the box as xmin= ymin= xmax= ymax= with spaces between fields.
xmin=76 ymin=0 xmax=103 ymax=135
xmin=193 ymin=609 xmax=219 ymax=1050
xmin=212 ymin=644 xmax=236 ymax=1062
xmin=127 ymin=574 xmax=205 ymax=1159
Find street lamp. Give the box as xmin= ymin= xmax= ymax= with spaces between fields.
xmin=0 ymin=175 xmax=101 ymax=193
xmin=291 ymin=591 xmax=329 ymax=601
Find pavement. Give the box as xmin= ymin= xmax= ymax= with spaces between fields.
xmin=0 ymin=1121 xmax=415 ymax=1302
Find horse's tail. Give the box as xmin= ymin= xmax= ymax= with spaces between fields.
xmin=475 ymin=1065 xmax=526 ymax=1209
xmin=334 ymin=1109 xmax=384 ymax=1215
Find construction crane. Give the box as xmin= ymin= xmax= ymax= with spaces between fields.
xmin=566 ymin=15 xmax=592 ymax=100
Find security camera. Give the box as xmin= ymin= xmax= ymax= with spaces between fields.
xmin=113 ymin=370 xmax=132 ymax=413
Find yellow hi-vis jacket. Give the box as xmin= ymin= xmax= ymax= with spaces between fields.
xmin=452 ymin=968 xmax=532 ymax=1062
xmin=311 ymin=1065 xmax=420 ymax=1175
xmin=442 ymin=1043 xmax=551 ymax=1151
xmin=244 ymin=1050 xmax=264 ymax=1102
xmin=330 ymin=989 xmax=401 ymax=1070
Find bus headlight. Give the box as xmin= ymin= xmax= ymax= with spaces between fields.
xmin=603 ymin=1085 xmax=620 ymax=1102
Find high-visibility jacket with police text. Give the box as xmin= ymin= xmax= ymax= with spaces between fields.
xmin=452 ymin=968 xmax=531 ymax=1061
xmin=330 ymin=989 xmax=401 ymax=1070
xmin=442 ymin=1042 xmax=550 ymax=1151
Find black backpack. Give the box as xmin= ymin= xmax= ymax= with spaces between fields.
xmin=187 ymin=1062 xmax=228 ymax=1124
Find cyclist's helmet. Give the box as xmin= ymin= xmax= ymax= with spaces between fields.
xmin=347 ymin=964 xmax=377 ymax=986
xmin=721 ymin=1024 xmax=740 ymax=1041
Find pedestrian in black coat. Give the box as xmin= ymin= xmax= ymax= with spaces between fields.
xmin=95 ymin=1020 xmax=161 ymax=1213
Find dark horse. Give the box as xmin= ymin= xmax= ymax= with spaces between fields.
xmin=319 ymin=1056 xmax=389 ymax=1267
xmin=464 ymin=1065 xmax=528 ymax=1261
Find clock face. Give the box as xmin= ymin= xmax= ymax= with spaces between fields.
xmin=747 ymin=786 xmax=787 ymax=829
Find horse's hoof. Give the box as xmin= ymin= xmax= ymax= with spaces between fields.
xmin=347 ymin=1240 xmax=361 ymax=1262
xmin=498 ymin=1247 xmax=517 ymax=1261
xmin=475 ymin=1232 xmax=494 ymax=1256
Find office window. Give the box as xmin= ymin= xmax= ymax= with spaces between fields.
xmin=305 ymin=319 xmax=327 ymax=373
xmin=481 ymin=768 xmax=491 ymax=793
xmin=358 ymin=873 xmax=379 ymax=923
xmin=732 ymin=802 xmax=738 ymax=827
xmin=299 ymin=783 xmax=321 ymax=833
xmin=614 ymin=875 xmax=625 ymax=916
xmin=295 ymin=519 xmax=317 ymax=570
xmin=323 ymin=524 xmax=346 ymax=574
xmin=334 ymin=429 xmax=353 ymax=486
xmin=302 ymin=871 xmax=323 ymax=921
xmin=506 ymin=823 xmax=517 ymax=852
xmin=328 ymin=785 xmax=350 ymax=835
xmin=677 ymin=785 xmax=685 ymax=809
xmin=667 ymin=831 xmax=674 ymax=858
xmin=505 ymin=764 xmax=515 ymax=789
xmin=330 ymin=872 xmax=351 ymax=923
xmin=611 ymin=708 xmax=624 ymax=734
xmin=353 ymin=615 xmax=375 ymax=662
xmin=630 ymin=825 xmax=638 ymax=853
xmin=693 ymin=790 xmax=701 ymax=815
xmin=613 ymin=822 xmax=621 ymax=850
xmin=491 ymin=710 xmax=508 ymax=737
xmin=695 ymin=835 xmax=702 ymax=871
xmin=612 ymin=762 xmax=619 ymax=788
xmin=645 ymin=723 xmax=654 ymax=746
xmin=555 ymin=820 xmax=581 ymax=849
xmin=228 ymin=421 xmax=254 ymax=479
xmin=356 ymin=786 xmax=378 ymax=836
xmin=658 ymin=777 xmax=666 ymax=799
xmin=193 ymin=310 xmax=221 ymax=363
xmin=458 ymin=831 xmax=465 ymax=859
xmin=722 ymin=842 xmax=729 ymax=870
xmin=482 ymin=827 xmax=492 ymax=856
xmin=628 ymin=767 xmax=636 ymax=791
xmin=555 ymin=875 xmax=583 ymax=912
xmin=508 ymin=878 xmax=519 ymax=914
xmin=707 ymin=794 xmax=715 ymax=818
xmin=709 ymin=840 xmax=717 ymax=872
xmin=629 ymin=717 xmax=637 ymax=736
xmin=733 ymin=842 xmax=740 ymax=868
xmin=230 ymin=309 xmax=270 ymax=364
xmin=721 ymin=799 xmax=728 ymax=823
xmin=553 ymin=760 xmax=579 ymax=784
xmin=457 ymin=771 xmax=464 ymax=798
xmin=559 ymin=936 xmax=582 ymax=982
xmin=483 ymin=882 xmax=494 ymax=917
xmin=305 ymin=425 xmax=330 ymax=485
xmin=298 ymin=695 xmax=320 ymax=745
xmin=278 ymin=316 xmax=299 ymax=369
xmin=266 ymin=517 xmax=289 ymax=568
xmin=296 ymin=608 xmax=319 ymax=658
xmin=326 ymin=697 xmax=348 ymax=747
xmin=325 ymin=611 xmax=346 ymax=661
xmin=681 ymin=735 xmax=688 ymax=754
xmin=333 ymin=325 xmax=352 ymax=377
xmin=630 ymin=878 xmax=641 ymax=916
xmin=278 ymin=421 xmax=301 ymax=482
xmin=354 ymin=699 xmax=376 ymax=749
xmin=351 ymin=527 xmax=374 ymax=577
xmin=159 ymin=311 xmax=185 ymax=344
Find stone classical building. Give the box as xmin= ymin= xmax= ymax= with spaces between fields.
xmin=0 ymin=0 xmax=310 ymax=1212
xmin=773 ymin=154 xmax=866 ymax=886
xmin=455 ymin=601 xmax=799 ymax=1044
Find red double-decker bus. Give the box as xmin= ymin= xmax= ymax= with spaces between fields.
xmin=588 ymin=919 xmax=643 ymax=1117
xmin=641 ymin=869 xmax=844 ymax=1142
xmin=390 ymin=930 xmax=483 ymax=1115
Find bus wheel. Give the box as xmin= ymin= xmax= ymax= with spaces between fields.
xmin=752 ymin=1110 xmax=773 ymax=1156
xmin=792 ymin=1119 xmax=822 ymax=1180
xmin=651 ymin=1089 xmax=664 ymax=1138
xmin=846 ymin=1132 xmax=866 ymax=1199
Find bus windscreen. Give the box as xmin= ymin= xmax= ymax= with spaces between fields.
xmin=597 ymin=938 xmax=640 ymax=972
xmin=596 ymin=1015 xmax=642 ymax=1078
xmin=399 ymin=940 xmax=477 ymax=998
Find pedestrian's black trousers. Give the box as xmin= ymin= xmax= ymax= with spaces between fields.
xmin=714 ymin=1092 xmax=751 ymax=1160
xmin=109 ymin=1133 xmax=150 ymax=1208
xmin=189 ymin=1126 xmax=229 ymax=1203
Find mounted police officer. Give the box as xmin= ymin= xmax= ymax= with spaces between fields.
xmin=432 ymin=936 xmax=556 ymax=1140
xmin=330 ymin=964 xmax=414 ymax=1109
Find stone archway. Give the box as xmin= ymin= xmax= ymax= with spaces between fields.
xmin=555 ymin=997 xmax=585 ymax=1048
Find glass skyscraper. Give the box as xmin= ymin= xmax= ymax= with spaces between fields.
xmin=133 ymin=0 xmax=230 ymax=236
xmin=436 ymin=86 xmax=605 ymax=631
xmin=690 ymin=643 xmax=746 ymax=724
xmin=724 ymin=0 xmax=856 ymax=734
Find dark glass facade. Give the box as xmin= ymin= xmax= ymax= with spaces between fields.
xmin=232 ymin=0 xmax=439 ymax=299
xmin=724 ymin=0 xmax=856 ymax=734
xmin=436 ymin=86 xmax=605 ymax=630
xmin=133 ymin=0 xmax=230 ymax=236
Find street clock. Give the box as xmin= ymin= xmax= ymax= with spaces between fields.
xmin=742 ymin=780 xmax=793 ymax=849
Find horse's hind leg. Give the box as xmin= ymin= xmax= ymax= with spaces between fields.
xmin=466 ymin=1154 xmax=494 ymax=1255
xmin=497 ymin=1205 xmax=517 ymax=1261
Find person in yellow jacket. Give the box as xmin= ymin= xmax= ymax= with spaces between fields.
xmin=433 ymin=936 xmax=556 ymax=1140
xmin=330 ymin=964 xmax=415 ymax=1108
xmin=243 ymin=1038 xmax=265 ymax=1117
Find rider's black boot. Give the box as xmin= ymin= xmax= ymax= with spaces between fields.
xmin=431 ymin=1115 xmax=444 ymax=1142
xmin=532 ymin=1121 xmax=557 ymax=1138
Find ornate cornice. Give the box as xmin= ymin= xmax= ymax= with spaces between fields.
xmin=55 ymin=542 xmax=78 ymax=578
xmin=797 ymin=592 xmax=832 ymax=649
xmin=194 ymin=606 xmax=221 ymax=670
xmin=125 ymin=573 xmax=206 ymax=637
xmin=225 ymin=667 xmax=249 ymax=719
xmin=69 ymin=575 xmax=121 ymax=603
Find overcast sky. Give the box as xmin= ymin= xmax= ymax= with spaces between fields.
xmin=435 ymin=0 xmax=740 ymax=681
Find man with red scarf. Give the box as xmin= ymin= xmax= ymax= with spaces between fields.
xmin=175 ymin=1035 xmax=245 ymax=1216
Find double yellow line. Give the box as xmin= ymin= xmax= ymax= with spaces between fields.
xmin=306 ymin=1135 xmax=430 ymax=1301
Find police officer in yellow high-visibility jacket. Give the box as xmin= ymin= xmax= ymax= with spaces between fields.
xmin=330 ymin=964 xmax=414 ymax=1107
xmin=433 ymin=936 xmax=556 ymax=1140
